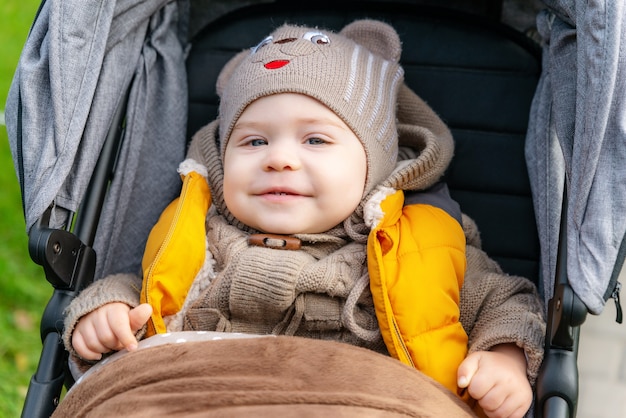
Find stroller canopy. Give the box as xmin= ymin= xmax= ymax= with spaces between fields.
xmin=6 ymin=0 xmax=189 ymax=279
xmin=526 ymin=0 xmax=626 ymax=313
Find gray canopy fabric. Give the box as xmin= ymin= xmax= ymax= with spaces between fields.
xmin=5 ymin=0 xmax=189 ymax=280
xmin=526 ymin=0 xmax=626 ymax=314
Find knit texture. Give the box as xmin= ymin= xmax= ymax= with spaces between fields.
xmin=183 ymin=214 xmax=383 ymax=352
xmin=459 ymin=216 xmax=546 ymax=385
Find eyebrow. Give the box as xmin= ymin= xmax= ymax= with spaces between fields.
xmin=231 ymin=121 xmax=260 ymax=132
xmin=299 ymin=117 xmax=350 ymax=131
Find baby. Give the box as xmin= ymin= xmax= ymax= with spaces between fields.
xmin=65 ymin=20 xmax=545 ymax=418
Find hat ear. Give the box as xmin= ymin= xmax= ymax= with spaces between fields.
xmin=339 ymin=19 xmax=402 ymax=63
xmin=216 ymin=49 xmax=250 ymax=97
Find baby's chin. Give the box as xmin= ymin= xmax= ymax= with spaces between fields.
xmin=249 ymin=222 xmax=341 ymax=236
xmin=233 ymin=212 xmax=348 ymax=235
xmin=254 ymin=227 xmax=317 ymax=235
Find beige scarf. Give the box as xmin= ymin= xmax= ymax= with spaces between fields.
xmin=182 ymin=213 xmax=386 ymax=353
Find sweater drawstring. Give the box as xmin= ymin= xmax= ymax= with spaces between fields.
xmin=272 ymin=294 xmax=306 ymax=336
xmin=342 ymin=273 xmax=382 ymax=343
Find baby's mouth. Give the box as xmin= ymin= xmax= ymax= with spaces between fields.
xmin=258 ymin=189 xmax=304 ymax=199
xmin=257 ymin=186 xmax=305 ymax=198
xmin=262 ymin=190 xmax=298 ymax=196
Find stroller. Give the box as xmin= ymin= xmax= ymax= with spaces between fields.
xmin=6 ymin=0 xmax=626 ymax=416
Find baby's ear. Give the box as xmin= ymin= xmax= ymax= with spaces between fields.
xmin=339 ymin=19 xmax=402 ymax=63
xmin=216 ymin=49 xmax=249 ymax=97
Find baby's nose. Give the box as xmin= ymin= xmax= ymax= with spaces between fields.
xmin=264 ymin=144 xmax=301 ymax=171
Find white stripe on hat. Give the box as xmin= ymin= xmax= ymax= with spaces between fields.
xmin=344 ymin=45 xmax=361 ymax=102
xmin=368 ymin=60 xmax=389 ymax=128
xmin=378 ymin=67 xmax=404 ymax=145
xmin=357 ymin=52 xmax=374 ymax=116
xmin=370 ymin=61 xmax=394 ymax=141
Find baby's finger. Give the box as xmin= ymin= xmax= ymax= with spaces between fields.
xmin=481 ymin=386 xmax=530 ymax=418
xmin=129 ymin=303 xmax=153 ymax=332
xmin=72 ymin=329 xmax=104 ymax=361
xmin=457 ymin=352 xmax=480 ymax=388
xmin=508 ymin=402 xmax=530 ymax=418
xmin=107 ymin=306 xmax=139 ymax=352
xmin=475 ymin=385 xmax=507 ymax=416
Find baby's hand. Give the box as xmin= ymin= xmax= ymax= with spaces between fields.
xmin=457 ymin=344 xmax=532 ymax=418
xmin=71 ymin=303 xmax=153 ymax=361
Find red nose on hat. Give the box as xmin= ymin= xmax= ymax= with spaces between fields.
xmin=265 ymin=60 xmax=290 ymax=69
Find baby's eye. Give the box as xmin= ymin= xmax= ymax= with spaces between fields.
xmin=306 ymin=137 xmax=327 ymax=145
xmin=248 ymin=138 xmax=268 ymax=146
xmin=251 ymin=36 xmax=273 ymax=54
xmin=302 ymin=31 xmax=330 ymax=45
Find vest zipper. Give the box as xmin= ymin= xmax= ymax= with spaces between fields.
xmin=142 ymin=175 xmax=194 ymax=332
xmin=392 ymin=317 xmax=414 ymax=368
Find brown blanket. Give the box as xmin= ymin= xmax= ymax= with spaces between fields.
xmin=53 ymin=336 xmax=476 ymax=417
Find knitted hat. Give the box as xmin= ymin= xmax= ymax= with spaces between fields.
xmin=216 ymin=19 xmax=405 ymax=196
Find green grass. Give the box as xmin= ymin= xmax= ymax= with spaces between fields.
xmin=1 ymin=1 xmax=53 ymax=416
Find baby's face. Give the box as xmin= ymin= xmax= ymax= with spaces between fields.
xmin=223 ymin=93 xmax=367 ymax=234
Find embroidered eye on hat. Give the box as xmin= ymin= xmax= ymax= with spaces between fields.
xmin=215 ymin=19 xmax=405 ymax=196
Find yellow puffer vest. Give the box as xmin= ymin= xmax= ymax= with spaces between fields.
xmin=141 ymin=171 xmax=468 ymax=396
xmin=367 ymin=188 xmax=467 ymax=395
xmin=140 ymin=171 xmax=211 ymax=337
